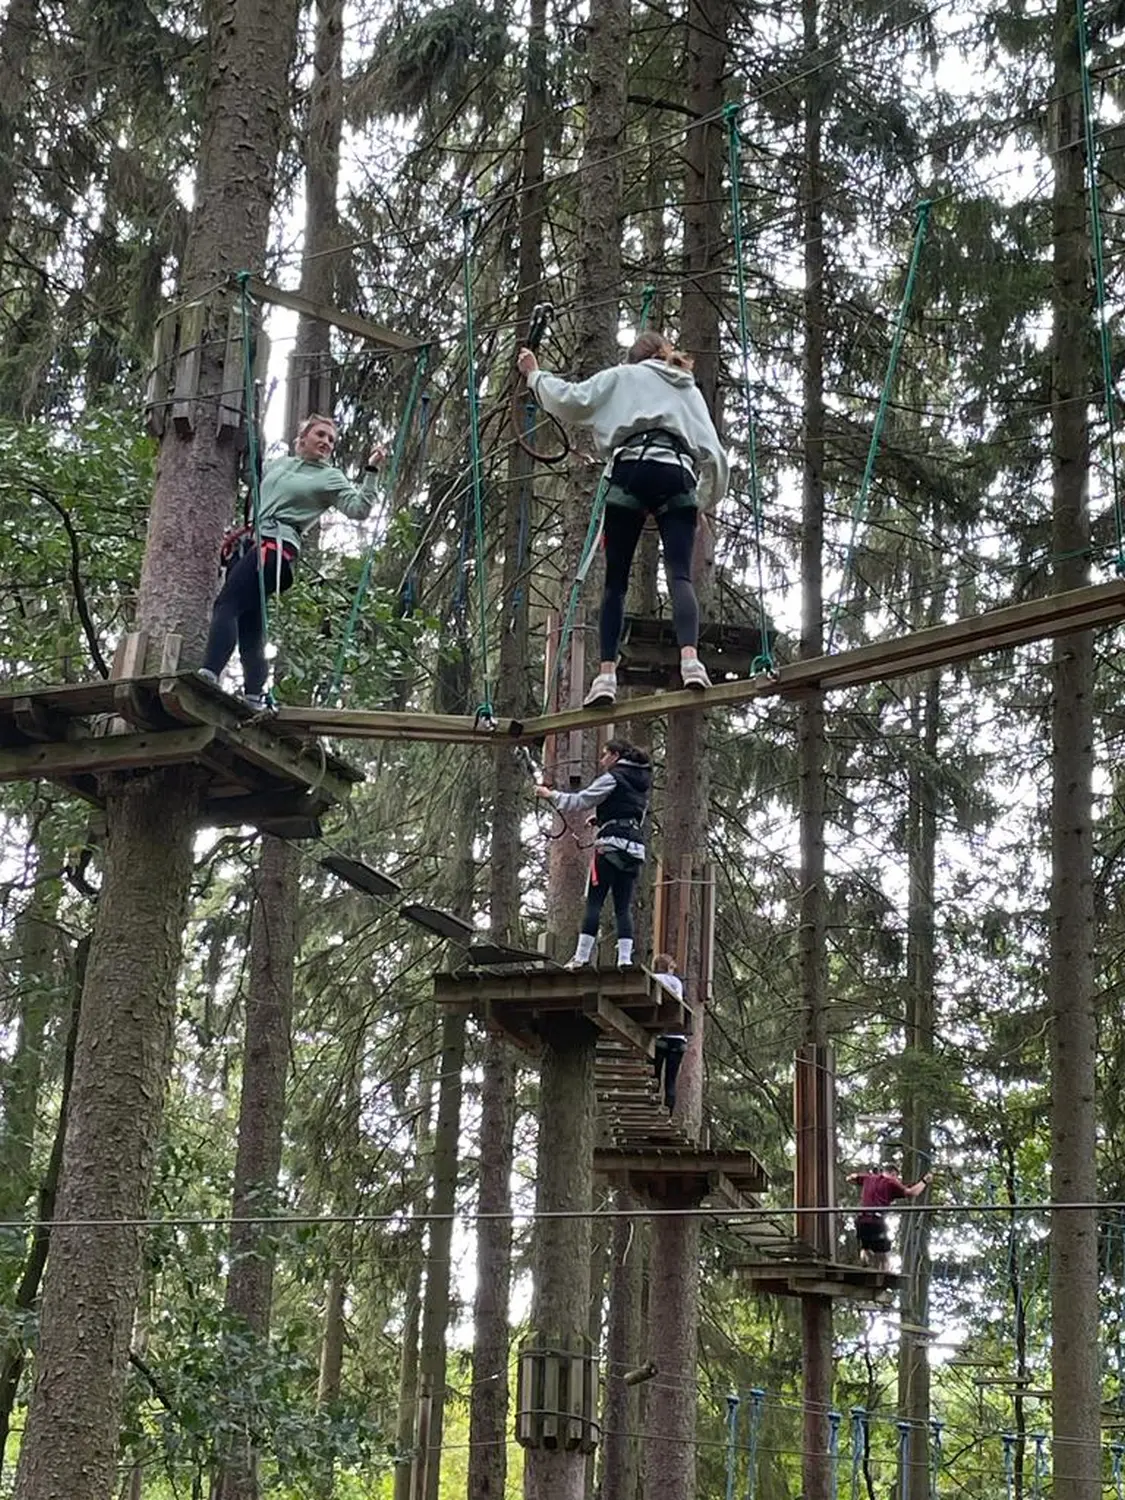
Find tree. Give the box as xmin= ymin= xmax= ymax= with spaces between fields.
xmin=13 ymin=0 xmax=301 ymax=1491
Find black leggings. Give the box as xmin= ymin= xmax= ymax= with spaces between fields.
xmin=201 ymin=544 xmax=294 ymax=695
xmin=601 ymin=503 xmax=699 ymax=661
xmin=580 ymin=851 xmax=641 ymax=940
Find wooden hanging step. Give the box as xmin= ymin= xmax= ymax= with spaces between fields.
xmin=433 ymin=966 xmax=690 ymax=1055
xmin=0 ymin=671 xmax=362 ymax=838
xmin=616 ymin=615 xmax=772 ymax=689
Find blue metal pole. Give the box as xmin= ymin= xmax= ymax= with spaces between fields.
xmin=724 ymin=1391 xmax=740 ymax=1500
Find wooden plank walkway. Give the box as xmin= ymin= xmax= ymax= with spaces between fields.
xmin=0 ymin=673 xmax=361 ymax=837
xmin=272 ymin=578 xmax=1125 ymax=745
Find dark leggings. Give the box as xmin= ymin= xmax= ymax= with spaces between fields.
xmin=654 ymin=1035 xmax=687 ymax=1110
xmin=600 ymin=503 xmax=699 ymax=661
xmin=580 ymin=851 xmax=641 ymax=940
xmin=201 ymin=544 xmax=294 ymax=694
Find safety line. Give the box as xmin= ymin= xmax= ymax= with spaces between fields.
xmin=325 ymin=343 xmax=429 ymax=704
xmin=725 ymin=105 xmax=774 ymax=674
xmin=460 ymin=204 xmax=494 ymax=724
xmin=826 ymin=199 xmax=932 ymax=654
xmin=237 ymin=272 xmax=269 ymax=656
xmin=540 ymin=475 xmax=608 ymax=714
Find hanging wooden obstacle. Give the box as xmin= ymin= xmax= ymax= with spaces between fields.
xmin=739 ymin=1259 xmax=902 ymax=1305
xmin=616 ymin=615 xmax=770 ymax=689
xmin=515 ymin=1330 xmax=600 ymax=1452
xmin=0 ymin=666 xmax=361 ymax=838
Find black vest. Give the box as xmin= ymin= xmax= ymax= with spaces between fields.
xmin=595 ymin=758 xmax=651 ymax=841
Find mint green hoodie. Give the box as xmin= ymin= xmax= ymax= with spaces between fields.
xmin=257 ymin=457 xmax=378 ymax=553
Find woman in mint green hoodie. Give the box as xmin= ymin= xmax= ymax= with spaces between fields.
xmin=199 ymin=414 xmax=381 ymax=708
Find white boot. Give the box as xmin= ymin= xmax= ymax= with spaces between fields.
xmin=616 ymin=938 xmax=634 ymax=969
xmin=564 ymin=933 xmax=596 ymax=970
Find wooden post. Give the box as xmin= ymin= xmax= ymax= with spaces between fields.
xmin=794 ymin=1044 xmax=836 ymax=1257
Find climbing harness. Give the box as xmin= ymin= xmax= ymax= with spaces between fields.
xmin=510 ymin=300 xmax=569 ymax=465
xmin=325 ymin=345 xmax=430 ymax=704
xmin=460 ymin=204 xmax=496 ymax=729
xmin=929 ymin=1418 xmax=943 ymax=1500
xmin=849 ymin=1407 xmax=867 ymax=1500
xmin=1076 ymin=0 xmax=1125 ymax=574
xmin=1002 ymin=1432 xmax=1016 ymax=1500
xmin=828 ymin=1410 xmax=842 ymax=1500
xmin=826 ymin=199 xmax=932 ymax=654
xmin=723 ymin=1392 xmax=740 ymax=1500
xmin=724 ymin=105 xmax=774 ymax=676
xmin=745 ymin=1386 xmax=765 ymax=1500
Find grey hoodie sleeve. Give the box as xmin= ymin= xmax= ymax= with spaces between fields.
xmin=527 ymin=367 xmax=620 ymax=424
xmin=689 ymin=389 xmax=729 ymax=510
xmin=547 ymin=771 xmax=616 ymax=814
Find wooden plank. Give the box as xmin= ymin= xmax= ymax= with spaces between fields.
xmin=205 ymin=790 xmax=332 ymax=827
xmin=319 ymin=855 xmax=402 ymax=898
xmin=520 ymin=578 xmax=1125 ymax=742
xmin=0 ymin=726 xmax=217 ymax=782
xmin=171 ymin=301 xmax=205 ymax=433
xmin=243 ymin=276 xmax=417 ymax=351
xmin=402 ymin=904 xmax=474 ymax=942
xmin=275 ymin=703 xmax=522 ymax=744
xmin=12 ymin=697 xmax=66 ymax=743
xmin=587 ymin=994 xmax=654 ymax=1058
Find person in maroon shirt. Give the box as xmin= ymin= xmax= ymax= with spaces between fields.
xmin=846 ymin=1166 xmax=933 ymax=1271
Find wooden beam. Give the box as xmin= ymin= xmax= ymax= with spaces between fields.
xmin=243 ymin=276 xmax=418 ymax=351
xmin=268 ymin=579 xmax=1125 ymax=746
xmin=0 ymin=727 xmax=217 ymax=782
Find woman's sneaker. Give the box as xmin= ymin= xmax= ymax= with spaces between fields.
xmin=680 ymin=658 xmax=711 ymax=691
xmin=584 ymin=671 xmax=617 ymax=707
xmin=242 ymin=691 xmax=275 ymax=713
xmin=197 ymin=668 xmax=220 ymax=687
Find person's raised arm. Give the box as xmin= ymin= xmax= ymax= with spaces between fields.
xmin=534 ymin=771 xmax=615 ymax=814
xmin=904 ymin=1172 xmax=934 ymax=1198
xmin=324 ymin=444 xmax=386 ymax=521
xmin=516 ymin=348 xmax=618 ymax=425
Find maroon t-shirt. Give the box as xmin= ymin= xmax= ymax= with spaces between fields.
xmin=855 ymin=1173 xmax=908 ymax=1212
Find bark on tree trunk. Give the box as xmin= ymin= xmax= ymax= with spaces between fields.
xmin=213 ymin=835 xmax=299 ymax=1500
xmin=1048 ymin=4 xmax=1099 ymax=1494
xmin=644 ymin=3 xmax=727 ymax=1493
xmin=798 ymin=0 xmax=833 ymax=1490
xmin=0 ymin=936 xmax=84 ymax=1475
xmin=14 ymin=2 xmax=299 ymax=1492
xmin=523 ymin=1018 xmax=598 ymax=1500
xmin=0 ymin=0 xmax=38 ymax=283
xmin=601 ymin=1192 xmax=644 ymax=1500
xmin=394 ymin=1094 xmax=433 ymax=1500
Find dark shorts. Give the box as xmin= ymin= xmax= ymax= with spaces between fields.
xmin=606 ymin=455 xmax=698 ymax=515
xmin=856 ymin=1216 xmax=891 ymax=1254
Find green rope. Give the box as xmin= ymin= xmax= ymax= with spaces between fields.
xmin=1077 ymin=0 xmax=1125 ymax=575
xmin=541 ymin=475 xmax=609 ymax=714
xmin=724 ymin=105 xmax=774 ymax=675
xmin=639 ymin=283 xmax=657 ymax=330
xmin=461 ymin=204 xmax=494 ymax=724
xmin=237 ymin=271 xmax=269 ymax=657
xmin=325 ymin=344 xmax=429 ymax=703
xmin=826 ymin=199 xmax=932 ymax=654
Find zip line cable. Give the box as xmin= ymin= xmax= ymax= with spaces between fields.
xmin=324 ymin=344 xmax=430 ymax=704
xmin=825 ymin=198 xmax=932 ymax=654
xmin=459 ymin=203 xmax=495 ymax=726
xmin=725 ymin=103 xmax=774 ymax=675
xmin=1076 ymin=0 xmax=1125 ymax=575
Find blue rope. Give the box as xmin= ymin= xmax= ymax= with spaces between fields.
xmin=929 ymin=1418 xmax=943 ymax=1500
xmin=745 ymin=1388 xmax=765 ymax=1500
xmin=1112 ymin=1439 xmax=1124 ymax=1500
xmin=1002 ymin=1433 xmax=1016 ymax=1500
xmin=849 ymin=1408 xmax=867 ymax=1500
xmin=896 ymin=1420 xmax=911 ymax=1497
xmin=828 ymin=1411 xmax=842 ymax=1500
xmin=724 ymin=1392 xmax=740 ymax=1500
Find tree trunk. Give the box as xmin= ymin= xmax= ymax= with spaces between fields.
xmin=523 ymin=1018 xmax=598 ymax=1500
xmin=0 ymin=0 xmax=38 ymax=280
xmin=213 ymin=836 xmax=299 ymax=1500
xmin=798 ymin=0 xmax=833 ymax=1491
xmin=644 ymin=2 xmax=727 ymax=1494
xmin=897 ymin=661 xmax=939 ymax=1500
xmin=0 ymin=937 xmax=85 ymax=1475
xmin=394 ymin=1090 xmax=434 ymax=1500
xmin=1048 ymin=2 xmax=1099 ymax=1493
xmin=14 ymin=2 xmax=299 ymax=1492
xmin=601 ymin=1192 xmax=644 ymax=1500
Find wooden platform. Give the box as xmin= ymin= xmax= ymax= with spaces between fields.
xmin=739 ymin=1258 xmax=902 ymax=1305
xmin=433 ymin=966 xmax=691 ymax=1055
xmin=0 ymin=673 xmax=362 ymax=838
xmin=272 ymin=578 xmax=1125 ymax=745
xmin=594 ymin=1144 xmax=769 ymax=1200
xmin=616 ymin=616 xmax=771 ymax=689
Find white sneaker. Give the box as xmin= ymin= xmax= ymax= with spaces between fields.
xmin=197 ymin=668 xmax=219 ymax=686
xmin=242 ymin=692 xmax=275 ymax=713
xmin=680 ymin=657 xmax=711 ymax=691
xmin=583 ymin=671 xmax=617 ymax=708
xmin=563 ymin=957 xmax=593 ymax=971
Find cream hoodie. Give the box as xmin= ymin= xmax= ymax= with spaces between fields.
xmin=527 ymin=357 xmax=729 ymax=511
